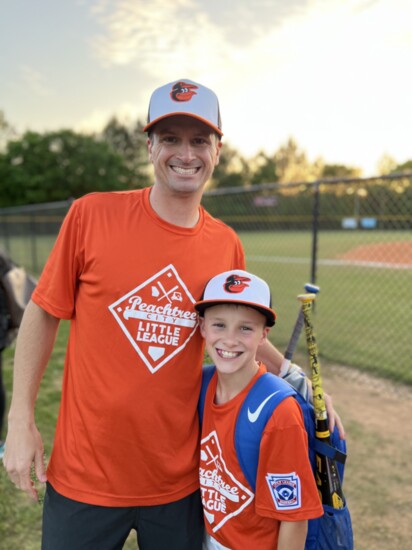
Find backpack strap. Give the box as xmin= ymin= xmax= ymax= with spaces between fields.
xmin=199 ymin=364 xmax=216 ymax=425
xmin=293 ymin=391 xmax=347 ymax=480
xmin=235 ymin=373 xmax=296 ymax=492
xmin=313 ymin=438 xmax=346 ymax=465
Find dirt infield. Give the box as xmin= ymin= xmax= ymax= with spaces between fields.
xmin=322 ymin=365 xmax=412 ymax=549
xmin=339 ymin=241 xmax=412 ymax=266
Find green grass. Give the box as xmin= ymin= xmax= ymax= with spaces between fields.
xmin=239 ymin=230 xmax=412 ymax=384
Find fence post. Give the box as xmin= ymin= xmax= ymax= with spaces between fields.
xmin=310 ymin=181 xmax=320 ymax=285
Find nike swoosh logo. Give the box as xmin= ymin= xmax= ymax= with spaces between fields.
xmin=247 ymin=391 xmax=281 ymax=423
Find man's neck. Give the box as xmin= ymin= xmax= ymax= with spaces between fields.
xmin=149 ymin=185 xmax=202 ymax=228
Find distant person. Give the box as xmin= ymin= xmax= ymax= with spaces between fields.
xmin=195 ymin=270 xmax=323 ymax=550
xmin=3 ymin=79 xmax=340 ymax=550
xmin=0 ymin=276 xmax=9 ymax=459
xmin=0 ymin=249 xmax=36 ymax=458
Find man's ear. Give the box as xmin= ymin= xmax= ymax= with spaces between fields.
xmin=147 ymin=138 xmax=152 ymax=162
xmin=215 ymin=140 xmax=223 ymax=166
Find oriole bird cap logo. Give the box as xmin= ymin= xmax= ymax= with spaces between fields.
xmin=170 ymin=81 xmax=198 ymax=102
xmin=224 ymin=274 xmax=251 ymax=294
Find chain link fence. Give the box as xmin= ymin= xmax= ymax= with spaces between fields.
xmin=0 ymin=175 xmax=411 ymax=384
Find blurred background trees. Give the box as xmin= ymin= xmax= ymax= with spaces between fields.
xmin=0 ymin=109 xmax=410 ymax=206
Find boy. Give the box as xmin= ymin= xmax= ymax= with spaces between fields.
xmin=195 ymin=270 xmax=323 ymax=550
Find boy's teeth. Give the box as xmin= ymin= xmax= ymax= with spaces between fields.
xmin=220 ymin=350 xmax=239 ymax=359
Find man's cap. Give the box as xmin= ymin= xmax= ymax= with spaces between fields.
xmin=195 ymin=270 xmax=276 ymax=327
xmin=143 ymin=79 xmax=223 ymax=136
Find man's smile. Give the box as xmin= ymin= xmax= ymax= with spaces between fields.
xmin=170 ymin=165 xmax=200 ymax=175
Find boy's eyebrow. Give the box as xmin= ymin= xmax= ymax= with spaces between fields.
xmin=207 ymin=315 xmax=260 ymax=325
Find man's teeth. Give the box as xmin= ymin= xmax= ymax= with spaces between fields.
xmin=172 ymin=166 xmax=198 ymax=175
xmin=219 ymin=350 xmax=240 ymax=359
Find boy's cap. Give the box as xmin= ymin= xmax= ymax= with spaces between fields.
xmin=195 ymin=270 xmax=276 ymax=327
xmin=143 ymin=79 xmax=223 ymax=136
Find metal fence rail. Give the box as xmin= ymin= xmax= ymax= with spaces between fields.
xmin=0 ymin=175 xmax=411 ymax=384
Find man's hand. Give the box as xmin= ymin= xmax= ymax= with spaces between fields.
xmin=324 ymin=392 xmax=345 ymax=439
xmin=3 ymin=420 xmax=47 ymax=502
xmin=281 ymin=360 xmax=345 ymax=440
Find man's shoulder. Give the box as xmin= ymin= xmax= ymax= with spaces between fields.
xmin=202 ymin=207 xmax=239 ymax=236
xmin=70 ymin=189 xmax=147 ymax=218
xmin=77 ymin=188 xmax=145 ymax=206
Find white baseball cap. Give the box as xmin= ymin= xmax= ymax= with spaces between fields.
xmin=143 ymin=79 xmax=223 ymax=136
xmin=195 ymin=270 xmax=276 ymax=327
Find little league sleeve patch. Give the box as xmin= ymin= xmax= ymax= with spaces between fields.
xmin=266 ymin=472 xmax=302 ymax=510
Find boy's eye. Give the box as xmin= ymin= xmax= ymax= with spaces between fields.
xmin=241 ymin=326 xmax=252 ymax=332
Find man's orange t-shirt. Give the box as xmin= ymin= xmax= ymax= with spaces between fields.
xmin=200 ymin=365 xmax=323 ymax=550
xmin=32 ymin=187 xmax=245 ymax=506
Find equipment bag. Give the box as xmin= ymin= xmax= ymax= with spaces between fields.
xmin=199 ymin=365 xmax=354 ymax=550
xmin=0 ymin=253 xmax=37 ymax=345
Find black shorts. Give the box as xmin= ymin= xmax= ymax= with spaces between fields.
xmin=42 ymin=483 xmax=204 ymax=550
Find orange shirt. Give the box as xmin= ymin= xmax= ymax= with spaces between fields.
xmin=200 ymin=365 xmax=323 ymax=550
xmin=32 ymin=187 xmax=245 ymax=506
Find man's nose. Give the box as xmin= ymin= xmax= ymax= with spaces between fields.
xmin=176 ymin=141 xmax=196 ymax=162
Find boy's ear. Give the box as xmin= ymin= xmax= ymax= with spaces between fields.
xmin=198 ymin=316 xmax=206 ymax=336
xmin=260 ymin=327 xmax=270 ymax=345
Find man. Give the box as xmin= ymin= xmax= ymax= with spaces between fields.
xmin=3 ymin=79 xmax=342 ymax=550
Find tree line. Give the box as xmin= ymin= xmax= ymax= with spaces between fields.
xmin=0 ymin=110 xmax=410 ymax=207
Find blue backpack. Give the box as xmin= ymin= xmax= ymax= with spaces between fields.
xmin=199 ymin=365 xmax=354 ymax=550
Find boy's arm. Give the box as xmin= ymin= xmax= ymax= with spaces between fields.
xmin=3 ymin=300 xmax=60 ymax=502
xmin=277 ymin=520 xmax=308 ymax=550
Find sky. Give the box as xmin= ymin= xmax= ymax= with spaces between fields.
xmin=1 ymin=0 xmax=411 ymax=176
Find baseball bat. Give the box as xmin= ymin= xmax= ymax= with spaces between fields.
xmin=284 ymin=283 xmax=320 ymax=362
xmin=298 ymin=293 xmax=345 ymax=509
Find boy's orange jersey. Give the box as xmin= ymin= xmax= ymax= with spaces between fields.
xmin=200 ymin=365 xmax=323 ymax=549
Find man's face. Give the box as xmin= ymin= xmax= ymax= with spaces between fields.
xmin=147 ymin=115 xmax=222 ymax=197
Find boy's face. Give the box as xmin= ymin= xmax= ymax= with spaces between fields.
xmin=199 ymin=304 xmax=269 ymax=377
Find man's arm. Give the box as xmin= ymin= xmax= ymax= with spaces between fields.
xmin=257 ymin=339 xmax=345 ymax=438
xmin=278 ymin=519 xmax=308 ymax=550
xmin=3 ymin=300 xmax=60 ymax=502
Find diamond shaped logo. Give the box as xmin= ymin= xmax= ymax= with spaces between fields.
xmin=108 ymin=264 xmax=198 ymax=373
xmin=200 ymin=431 xmax=254 ymax=532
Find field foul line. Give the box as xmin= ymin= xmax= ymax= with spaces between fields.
xmin=248 ymin=256 xmax=412 ymax=270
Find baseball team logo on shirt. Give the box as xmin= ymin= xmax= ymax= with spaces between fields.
xmin=266 ymin=472 xmax=302 ymax=510
xmin=108 ymin=264 xmax=198 ymax=373
xmin=200 ymin=431 xmax=254 ymax=532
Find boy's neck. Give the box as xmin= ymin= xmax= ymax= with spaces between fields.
xmin=215 ymin=362 xmax=260 ymax=405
